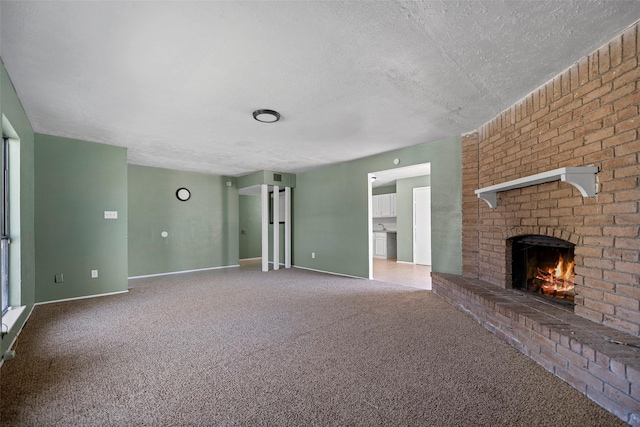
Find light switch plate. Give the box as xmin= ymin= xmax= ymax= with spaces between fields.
xmin=91 ymin=270 xmax=98 ymax=278
xmin=104 ymin=211 xmax=118 ymax=219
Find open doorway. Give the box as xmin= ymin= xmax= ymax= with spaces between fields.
xmin=238 ymin=184 xmax=291 ymax=271
xmin=368 ymin=163 xmax=431 ymax=289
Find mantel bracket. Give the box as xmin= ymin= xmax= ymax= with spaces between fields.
xmin=474 ymin=166 xmax=599 ymax=208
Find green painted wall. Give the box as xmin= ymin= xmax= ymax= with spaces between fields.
xmin=239 ymin=195 xmax=261 ymax=259
xmin=293 ymin=137 xmax=462 ymax=278
xmin=1 ymin=59 xmax=36 ymax=355
xmin=396 ymin=175 xmax=431 ymax=263
xmin=262 ymin=170 xmax=296 ymax=188
xmin=128 ymin=165 xmax=239 ymax=276
xmin=237 ymin=171 xmax=264 ymax=189
xmin=34 ymin=134 xmax=128 ymax=302
xmin=372 ymin=185 xmax=396 ymax=195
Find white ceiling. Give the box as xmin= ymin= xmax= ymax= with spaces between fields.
xmin=2 ymin=1 xmax=639 ymax=178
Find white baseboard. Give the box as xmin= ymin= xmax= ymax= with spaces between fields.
xmin=128 ymin=264 xmax=239 ymax=279
xmin=35 ymin=290 xmax=129 ymax=306
xmin=293 ymin=265 xmax=366 ymax=280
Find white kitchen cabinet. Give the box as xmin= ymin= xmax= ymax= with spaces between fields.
xmin=372 ymin=193 xmax=396 ymax=218
xmin=372 ymin=196 xmax=379 ymax=218
xmin=373 ymin=232 xmax=397 ymax=259
xmin=389 ymin=193 xmax=396 ymax=217
xmin=374 ymin=232 xmax=387 ymax=258
xmin=377 ymin=194 xmax=391 ymax=217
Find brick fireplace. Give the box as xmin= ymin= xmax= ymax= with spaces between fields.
xmin=433 ymin=22 xmax=640 ymax=424
xmin=510 ymin=234 xmax=576 ymax=305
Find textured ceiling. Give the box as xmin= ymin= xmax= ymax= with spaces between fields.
xmin=2 ymin=1 xmax=639 ymax=177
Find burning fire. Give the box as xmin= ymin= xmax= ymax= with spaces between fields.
xmin=535 ymin=256 xmax=575 ymax=298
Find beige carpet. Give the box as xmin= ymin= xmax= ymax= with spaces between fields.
xmin=1 ymin=263 xmax=626 ymax=426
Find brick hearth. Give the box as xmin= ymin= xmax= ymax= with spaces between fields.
xmin=433 ymin=273 xmax=640 ymax=424
xmin=439 ymin=21 xmax=640 ymax=424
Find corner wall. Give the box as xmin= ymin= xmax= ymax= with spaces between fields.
xmin=34 ymin=134 xmax=128 ymax=302
xmin=128 ymin=165 xmax=239 ymax=277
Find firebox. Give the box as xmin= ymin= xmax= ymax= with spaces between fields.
xmin=511 ymin=235 xmax=575 ymax=306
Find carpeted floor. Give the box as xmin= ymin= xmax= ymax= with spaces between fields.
xmin=1 ymin=263 xmax=626 ymax=426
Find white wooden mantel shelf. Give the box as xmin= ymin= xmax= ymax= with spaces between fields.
xmin=475 ymin=166 xmax=599 ymax=208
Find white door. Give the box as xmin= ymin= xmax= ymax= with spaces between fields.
xmin=413 ymin=187 xmax=431 ymax=265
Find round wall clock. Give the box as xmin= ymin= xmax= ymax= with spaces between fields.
xmin=176 ymin=187 xmax=191 ymax=201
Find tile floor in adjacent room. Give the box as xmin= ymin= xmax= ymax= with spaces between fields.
xmin=240 ymin=258 xmax=432 ymax=290
xmin=373 ymin=258 xmax=431 ymax=290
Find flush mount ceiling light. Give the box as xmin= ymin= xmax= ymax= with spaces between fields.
xmin=252 ymin=109 xmax=281 ymax=123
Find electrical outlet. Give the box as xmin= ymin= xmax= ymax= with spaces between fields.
xmin=312 ymin=252 xmax=315 ymax=259
xmin=104 ymin=211 xmax=118 ymax=219
xmin=54 ymin=273 xmax=64 ymax=283
xmin=91 ymin=270 xmax=98 ymax=278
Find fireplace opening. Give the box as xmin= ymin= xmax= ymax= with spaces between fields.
xmin=511 ymin=235 xmax=575 ymax=307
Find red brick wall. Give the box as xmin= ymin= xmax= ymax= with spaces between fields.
xmin=463 ymin=23 xmax=640 ymax=336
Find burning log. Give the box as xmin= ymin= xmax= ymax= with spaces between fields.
xmin=536 ymin=268 xmax=573 ymax=290
xmin=534 ymin=256 xmax=575 ymax=300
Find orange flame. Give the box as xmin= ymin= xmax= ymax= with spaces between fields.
xmin=536 ymin=256 xmax=574 ymax=296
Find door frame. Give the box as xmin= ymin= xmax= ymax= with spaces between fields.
xmin=368 ymin=163 xmax=431 ymax=280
